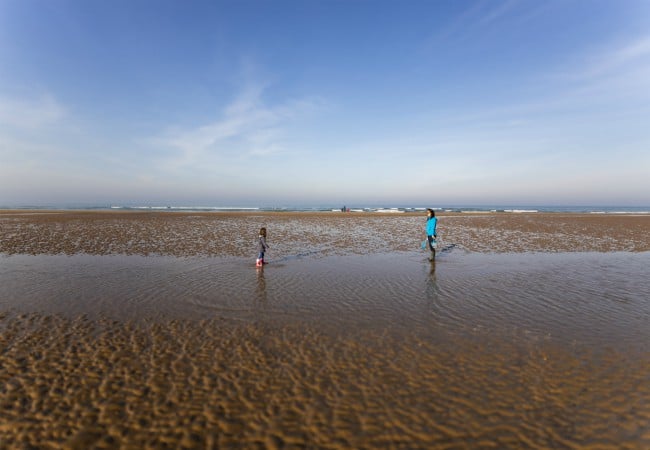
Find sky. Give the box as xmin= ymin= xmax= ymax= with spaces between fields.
xmin=1 ymin=0 xmax=649 ymax=207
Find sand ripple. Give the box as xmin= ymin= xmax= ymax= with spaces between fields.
xmin=1 ymin=313 xmax=649 ymax=449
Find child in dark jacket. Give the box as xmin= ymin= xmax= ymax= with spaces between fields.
xmin=256 ymin=227 xmax=269 ymax=267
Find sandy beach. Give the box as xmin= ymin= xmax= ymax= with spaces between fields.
xmin=1 ymin=211 xmax=649 ymax=449
xmin=1 ymin=210 xmax=649 ymax=256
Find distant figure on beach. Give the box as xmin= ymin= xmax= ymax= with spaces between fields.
xmin=425 ymin=209 xmax=438 ymax=261
xmin=256 ymin=227 xmax=269 ymax=267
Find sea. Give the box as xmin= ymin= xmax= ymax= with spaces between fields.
xmin=2 ymin=203 xmax=649 ymax=214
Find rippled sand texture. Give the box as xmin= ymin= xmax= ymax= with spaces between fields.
xmin=1 ymin=313 xmax=648 ymax=449
xmin=1 ymin=210 xmax=649 ymax=256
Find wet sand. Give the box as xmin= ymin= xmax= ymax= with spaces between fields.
xmin=2 ymin=312 xmax=648 ymax=449
xmin=1 ymin=210 xmax=649 ymax=256
xmin=1 ymin=211 xmax=650 ymax=448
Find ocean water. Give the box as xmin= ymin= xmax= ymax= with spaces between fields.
xmin=2 ymin=203 xmax=650 ymax=214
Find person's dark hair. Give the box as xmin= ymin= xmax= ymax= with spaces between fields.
xmin=427 ymin=208 xmax=435 ymax=217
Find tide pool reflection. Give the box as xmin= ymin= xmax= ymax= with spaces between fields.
xmin=256 ymin=265 xmax=267 ymax=303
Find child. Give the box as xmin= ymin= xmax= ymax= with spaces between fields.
xmin=425 ymin=209 xmax=438 ymax=261
xmin=256 ymin=227 xmax=269 ymax=267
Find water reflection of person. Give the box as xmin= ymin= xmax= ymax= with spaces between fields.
xmin=256 ymin=265 xmax=267 ymax=302
xmin=424 ymin=250 xmax=438 ymax=307
xmin=425 ymin=209 xmax=438 ymax=261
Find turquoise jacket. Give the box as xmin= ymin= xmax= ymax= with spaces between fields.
xmin=426 ymin=217 xmax=437 ymax=236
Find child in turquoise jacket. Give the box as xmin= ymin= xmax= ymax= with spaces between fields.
xmin=425 ymin=209 xmax=438 ymax=260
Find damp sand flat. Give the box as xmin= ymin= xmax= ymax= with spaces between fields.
xmin=2 ymin=210 xmax=650 ymax=256
xmin=1 ymin=211 xmax=650 ymax=448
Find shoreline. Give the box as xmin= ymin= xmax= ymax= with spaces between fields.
xmin=2 ymin=207 xmax=650 ymax=214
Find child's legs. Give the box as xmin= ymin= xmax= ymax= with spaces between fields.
xmin=427 ymin=236 xmax=436 ymax=258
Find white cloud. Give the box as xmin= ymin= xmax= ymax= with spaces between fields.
xmin=156 ymin=83 xmax=324 ymax=169
xmin=0 ymin=93 xmax=74 ymax=165
xmin=581 ymin=35 xmax=650 ymax=79
xmin=550 ymin=34 xmax=650 ymax=91
xmin=478 ymin=0 xmax=520 ymax=26
xmin=0 ymin=93 xmax=66 ymax=129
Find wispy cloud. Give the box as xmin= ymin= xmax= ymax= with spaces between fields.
xmin=157 ymin=83 xmax=324 ymax=169
xmin=0 ymin=92 xmax=73 ymax=167
xmin=422 ymin=33 xmax=650 ymax=133
xmin=477 ymin=0 xmax=520 ymax=26
xmin=539 ymin=34 xmax=650 ymax=116
xmin=556 ymin=35 xmax=650 ymax=82
xmin=0 ymin=93 xmax=66 ymax=130
xmin=427 ymin=0 xmax=538 ymax=47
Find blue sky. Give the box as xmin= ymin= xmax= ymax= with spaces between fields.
xmin=1 ymin=0 xmax=649 ymax=207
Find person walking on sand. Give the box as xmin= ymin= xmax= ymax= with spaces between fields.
xmin=256 ymin=227 xmax=269 ymax=267
xmin=425 ymin=209 xmax=438 ymax=261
